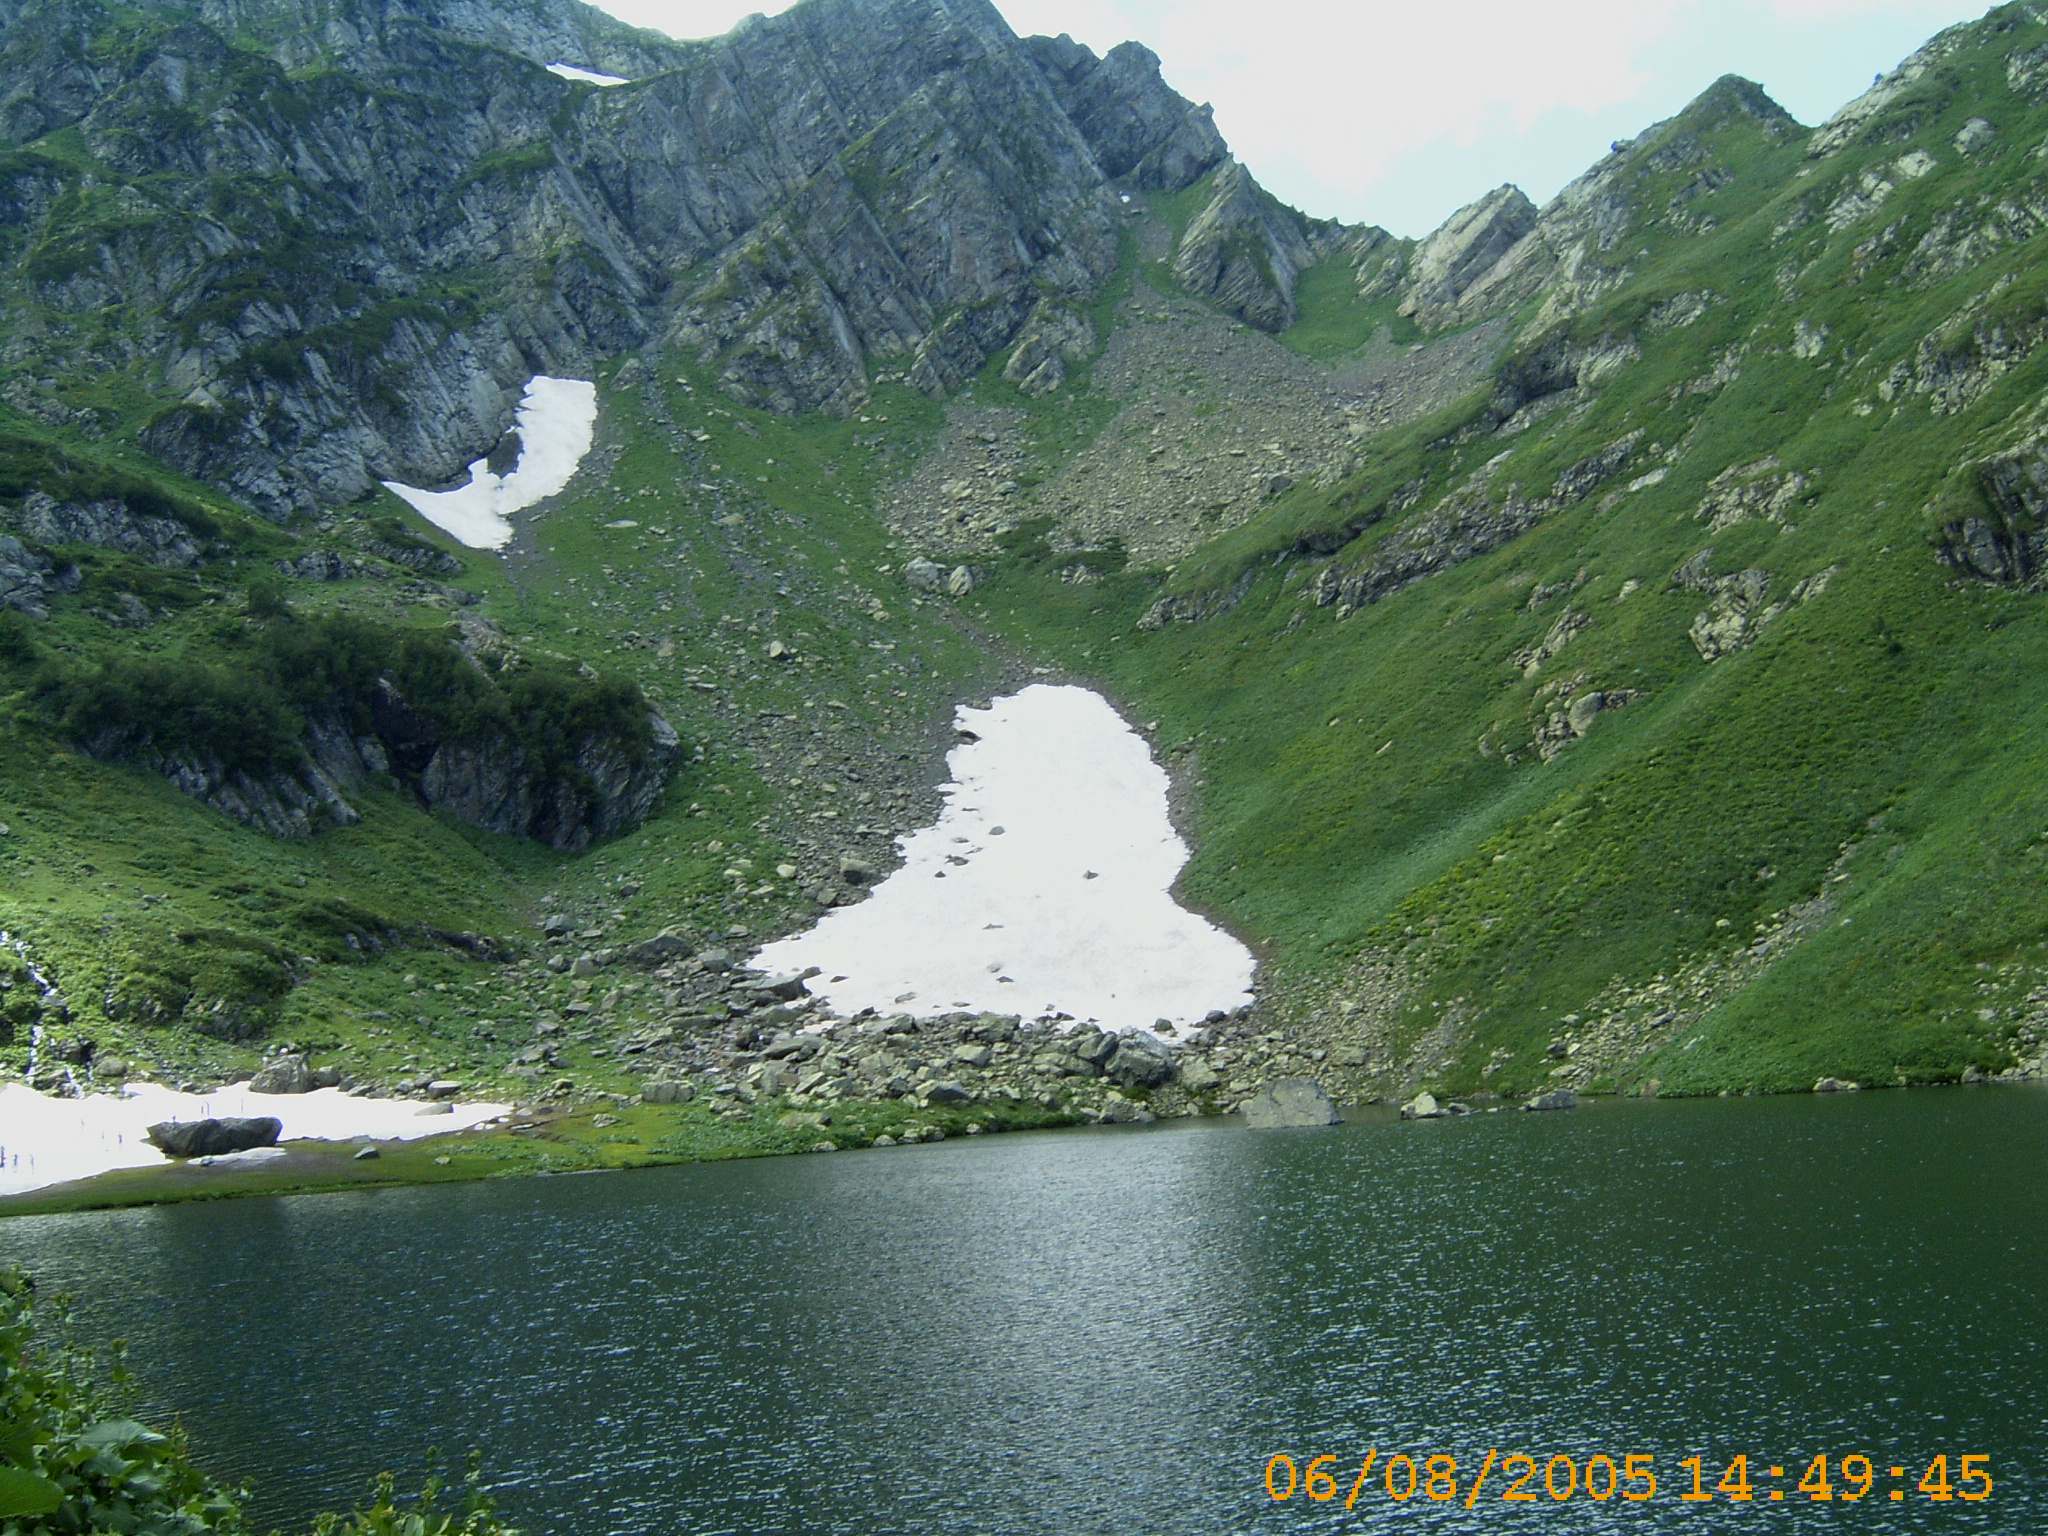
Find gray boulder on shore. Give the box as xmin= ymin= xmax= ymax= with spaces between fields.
xmin=145 ymin=1117 xmax=284 ymax=1158
xmin=249 ymin=1054 xmax=312 ymax=1094
xmin=1241 ymin=1078 xmax=1342 ymax=1129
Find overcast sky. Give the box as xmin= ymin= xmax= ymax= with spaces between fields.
xmin=589 ymin=0 xmax=1992 ymax=236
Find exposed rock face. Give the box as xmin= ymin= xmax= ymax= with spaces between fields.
xmin=1397 ymin=185 xmax=1537 ymax=326
xmin=15 ymin=491 xmax=207 ymax=568
xmin=1240 ymin=1077 xmax=1341 ymax=1128
xmin=140 ymin=747 xmax=368 ymax=841
xmin=1359 ymin=75 xmax=1797 ymax=339
xmin=414 ymin=710 xmax=680 ymax=853
xmin=0 ymin=0 xmax=1267 ymax=518
xmin=1023 ymin=34 xmax=1227 ymax=190
xmin=1003 ymin=302 xmax=1096 ymax=396
xmin=87 ymin=685 xmax=680 ymax=850
xmin=1172 ymin=160 xmax=1319 ymax=332
xmin=146 ymin=1116 xmax=283 ymax=1157
xmin=1308 ymin=433 xmax=1641 ymax=614
xmin=1939 ymin=433 xmax=2048 ymax=585
xmin=0 ymin=534 xmax=53 ymax=618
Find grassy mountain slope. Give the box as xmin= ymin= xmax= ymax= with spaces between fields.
xmin=3 ymin=1 xmax=2048 ymax=1118
xmin=960 ymin=5 xmax=2048 ymax=1097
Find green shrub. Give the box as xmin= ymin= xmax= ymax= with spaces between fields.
xmin=34 ymin=654 xmax=302 ymax=771
xmin=0 ymin=610 xmax=38 ymax=668
xmin=0 ymin=1268 xmax=247 ymax=1531
xmin=244 ymin=576 xmax=291 ymax=621
xmin=35 ymin=613 xmax=660 ymax=796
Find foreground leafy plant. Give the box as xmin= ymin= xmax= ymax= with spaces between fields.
xmin=0 ymin=1270 xmax=518 ymax=1535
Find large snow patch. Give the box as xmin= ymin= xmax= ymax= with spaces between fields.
xmin=751 ymin=685 xmax=1256 ymax=1034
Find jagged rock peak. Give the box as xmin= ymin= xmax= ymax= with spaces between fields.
xmin=1172 ymin=158 xmax=1321 ymax=333
xmin=1399 ymin=184 xmax=1537 ymax=318
xmin=1679 ymin=73 xmax=1798 ymax=130
xmin=1024 ymin=31 xmax=1228 ymax=191
xmin=187 ymin=0 xmax=692 ymax=77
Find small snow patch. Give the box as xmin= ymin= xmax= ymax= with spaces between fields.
xmin=383 ymin=376 xmax=598 ymax=551
xmin=547 ymin=63 xmax=630 ymax=86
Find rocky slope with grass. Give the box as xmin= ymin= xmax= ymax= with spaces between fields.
xmin=4 ymin=0 xmax=2048 ymax=1154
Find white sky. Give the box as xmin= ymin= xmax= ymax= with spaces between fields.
xmin=591 ymin=0 xmax=1993 ymax=236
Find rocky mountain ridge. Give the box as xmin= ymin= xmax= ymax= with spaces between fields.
xmin=0 ymin=0 xmax=1288 ymax=517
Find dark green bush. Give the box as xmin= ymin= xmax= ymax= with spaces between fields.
xmin=37 ymin=613 xmax=657 ymax=786
xmin=0 ymin=610 xmax=38 ymax=667
xmin=35 ymin=654 xmax=302 ymax=771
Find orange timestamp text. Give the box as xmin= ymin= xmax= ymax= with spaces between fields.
xmin=1263 ymin=1450 xmax=1992 ymax=1508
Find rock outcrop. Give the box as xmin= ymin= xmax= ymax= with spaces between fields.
xmin=1396 ymin=185 xmax=1538 ymax=327
xmin=86 ymin=684 xmax=680 ymax=851
xmin=1023 ymin=34 xmax=1227 ymax=190
xmin=1172 ymin=160 xmax=1320 ymax=332
xmin=14 ymin=491 xmax=207 ymax=568
xmin=0 ymin=535 xmax=55 ymax=618
xmin=1938 ymin=431 xmax=2048 ymax=585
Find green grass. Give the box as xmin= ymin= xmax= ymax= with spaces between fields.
xmin=0 ymin=1096 xmax=1084 ymax=1219
xmin=1279 ymin=256 xmax=1419 ymax=359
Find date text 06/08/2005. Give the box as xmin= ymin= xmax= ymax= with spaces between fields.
xmin=1264 ymin=1451 xmax=1992 ymax=1509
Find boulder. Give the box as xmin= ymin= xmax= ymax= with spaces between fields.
xmin=1105 ymin=1034 xmax=1176 ymax=1089
xmin=1399 ymin=1090 xmax=1443 ymax=1120
xmin=249 ymin=1054 xmax=313 ymax=1094
xmin=1096 ymin=1095 xmax=1155 ymax=1124
xmin=643 ymin=1079 xmax=695 ymax=1105
xmin=1523 ymin=1088 xmax=1579 ymax=1112
xmin=1240 ymin=1078 xmax=1341 ymax=1129
xmin=1071 ymin=1029 xmax=1117 ymax=1067
xmin=1813 ymin=1077 xmax=1860 ymax=1094
xmin=753 ymin=974 xmax=815 ymax=1011
xmin=1179 ymin=1058 xmax=1222 ymax=1093
xmin=622 ymin=933 xmax=692 ymax=967
xmin=903 ymin=558 xmax=946 ymax=593
xmin=146 ymin=1117 xmax=284 ymax=1158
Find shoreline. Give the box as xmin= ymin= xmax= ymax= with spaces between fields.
xmin=5 ymin=1074 xmax=2037 ymax=1222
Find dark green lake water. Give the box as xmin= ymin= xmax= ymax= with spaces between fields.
xmin=4 ymin=1090 xmax=2044 ymax=1533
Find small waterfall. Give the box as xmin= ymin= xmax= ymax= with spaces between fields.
xmin=3 ymin=928 xmax=67 ymax=1086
